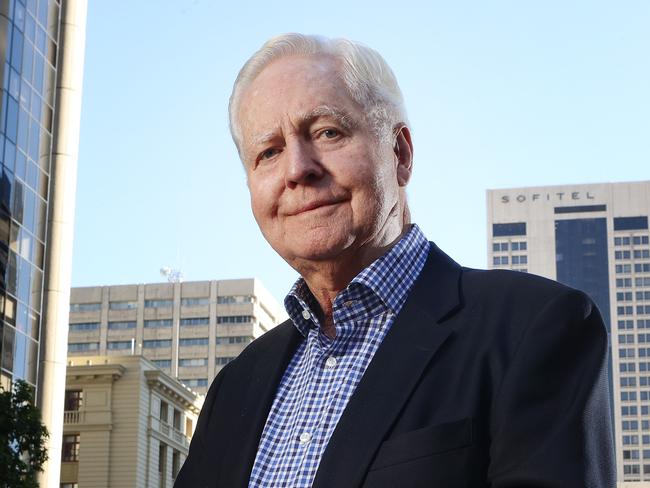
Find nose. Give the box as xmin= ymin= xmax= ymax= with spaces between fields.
xmin=283 ymin=138 xmax=324 ymax=188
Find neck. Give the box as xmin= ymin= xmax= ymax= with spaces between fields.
xmin=295 ymin=223 xmax=410 ymax=338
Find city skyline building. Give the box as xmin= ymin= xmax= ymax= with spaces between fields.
xmin=68 ymin=278 xmax=284 ymax=394
xmin=487 ymin=180 xmax=650 ymax=486
xmin=0 ymin=1 xmax=86 ymax=486
xmin=60 ymin=354 xmax=202 ymax=488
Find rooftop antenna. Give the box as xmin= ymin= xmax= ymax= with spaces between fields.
xmin=160 ymin=266 xmax=183 ymax=283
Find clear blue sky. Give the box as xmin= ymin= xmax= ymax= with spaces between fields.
xmin=72 ymin=0 xmax=650 ymax=303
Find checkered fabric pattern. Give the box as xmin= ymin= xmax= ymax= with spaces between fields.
xmin=248 ymin=224 xmax=430 ymax=488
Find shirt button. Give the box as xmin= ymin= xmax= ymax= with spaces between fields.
xmin=344 ymin=300 xmax=354 ymax=308
xmin=301 ymin=309 xmax=311 ymax=320
xmin=299 ymin=432 xmax=312 ymax=445
xmin=325 ymin=356 xmax=337 ymax=369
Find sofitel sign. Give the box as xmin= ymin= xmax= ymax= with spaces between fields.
xmin=501 ymin=191 xmax=596 ymax=204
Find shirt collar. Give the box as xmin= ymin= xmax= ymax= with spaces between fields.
xmin=284 ymin=224 xmax=430 ymax=337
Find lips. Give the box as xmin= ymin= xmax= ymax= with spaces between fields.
xmin=286 ymin=198 xmax=346 ymax=216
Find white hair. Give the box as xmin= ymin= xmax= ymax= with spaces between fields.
xmin=228 ymin=33 xmax=408 ymax=151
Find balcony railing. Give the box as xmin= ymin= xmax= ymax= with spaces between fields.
xmin=149 ymin=416 xmax=190 ymax=448
xmin=63 ymin=410 xmax=84 ymax=424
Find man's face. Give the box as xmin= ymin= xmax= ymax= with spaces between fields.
xmin=237 ymin=55 xmax=411 ymax=268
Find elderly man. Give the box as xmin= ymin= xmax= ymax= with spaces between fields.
xmin=175 ymin=34 xmax=614 ymax=487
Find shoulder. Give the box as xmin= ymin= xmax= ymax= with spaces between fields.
xmin=453 ymin=268 xmax=602 ymax=351
xmin=460 ymin=267 xmax=593 ymax=312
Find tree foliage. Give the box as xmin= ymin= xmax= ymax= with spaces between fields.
xmin=0 ymin=380 xmax=48 ymax=488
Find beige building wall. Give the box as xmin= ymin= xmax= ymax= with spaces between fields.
xmin=67 ymin=279 xmax=285 ymax=394
xmin=60 ymin=355 xmax=201 ymax=488
xmin=487 ymin=180 xmax=650 ymax=486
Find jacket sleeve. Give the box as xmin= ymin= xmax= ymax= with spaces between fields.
xmin=174 ymin=362 xmax=231 ymax=488
xmin=488 ymin=289 xmax=616 ymax=487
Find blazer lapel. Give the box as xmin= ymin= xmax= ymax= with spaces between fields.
xmin=219 ymin=321 xmax=303 ymax=488
xmin=312 ymin=243 xmax=464 ymax=488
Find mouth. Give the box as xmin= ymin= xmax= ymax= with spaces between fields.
xmin=287 ymin=199 xmax=346 ymax=216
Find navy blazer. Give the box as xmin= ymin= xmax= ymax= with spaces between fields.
xmin=175 ymin=243 xmax=615 ymax=487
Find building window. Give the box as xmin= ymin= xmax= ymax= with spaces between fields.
xmin=217 ymin=295 xmax=254 ymax=304
xmin=617 ymin=278 xmax=633 ymax=288
xmin=145 ymin=299 xmax=172 ymax=308
xmin=216 ymin=336 xmax=253 ymax=345
xmin=172 ymin=449 xmax=181 ymax=479
xmin=107 ymin=321 xmax=136 ymax=330
xmin=158 ymin=442 xmax=167 ymax=474
xmin=109 ymin=301 xmax=137 ymax=310
xmin=69 ymin=302 xmax=101 ymax=312
xmin=107 ymin=340 xmax=132 ymax=350
xmin=69 ymin=322 xmax=99 ymax=332
xmin=614 ymin=216 xmax=649 ymax=231
xmin=617 ymin=264 xmax=632 ymax=274
xmin=181 ymin=297 xmax=209 ymax=307
xmin=492 ymin=222 xmax=526 ymax=237
xmin=636 ymin=264 xmax=650 ymax=273
xmin=180 ymin=317 xmax=209 ymax=326
xmin=179 ymin=338 xmax=208 ymax=347
xmin=143 ymin=340 xmax=172 ymax=349
xmin=217 ymin=315 xmax=254 ymax=324
xmin=68 ymin=342 xmax=99 ymax=353
xmin=215 ymin=357 xmax=235 ymax=365
xmin=151 ymin=359 xmax=172 ymax=369
xmin=618 ymin=306 xmax=634 ymax=315
xmin=179 ymin=358 xmax=208 ymax=367
xmin=619 ymin=320 xmax=634 ymax=330
xmin=160 ymin=401 xmax=168 ymax=422
xmin=61 ymin=484 xmax=79 ymax=488
xmin=62 ymin=434 xmax=80 ymax=462
xmin=144 ymin=319 xmax=172 ymax=329
xmin=64 ymin=390 xmax=83 ymax=411
xmin=180 ymin=378 xmax=208 ymax=388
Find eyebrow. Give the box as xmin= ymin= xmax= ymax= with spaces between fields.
xmin=249 ymin=105 xmax=357 ymax=148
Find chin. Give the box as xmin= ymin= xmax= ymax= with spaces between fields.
xmin=280 ymin=231 xmax=355 ymax=263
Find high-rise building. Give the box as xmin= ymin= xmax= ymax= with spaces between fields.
xmin=60 ymin=354 xmax=202 ymax=488
xmin=487 ymin=181 xmax=650 ymax=486
xmin=68 ymin=278 xmax=285 ymax=394
xmin=0 ymin=1 xmax=86 ymax=486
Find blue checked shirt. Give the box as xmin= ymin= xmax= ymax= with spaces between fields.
xmin=248 ymin=224 xmax=430 ymax=488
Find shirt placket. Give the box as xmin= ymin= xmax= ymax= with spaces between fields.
xmin=294 ymin=323 xmax=352 ymax=486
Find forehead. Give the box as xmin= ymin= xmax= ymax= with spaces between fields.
xmin=238 ymin=55 xmax=362 ymax=142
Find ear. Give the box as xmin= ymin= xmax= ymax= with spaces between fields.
xmin=393 ymin=125 xmax=413 ymax=187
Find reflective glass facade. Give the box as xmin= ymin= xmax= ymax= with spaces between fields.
xmin=555 ymin=218 xmax=611 ymax=329
xmin=0 ymin=0 xmax=61 ymax=390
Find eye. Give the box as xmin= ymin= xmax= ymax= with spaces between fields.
xmin=259 ymin=147 xmax=281 ymax=161
xmin=319 ymin=128 xmax=340 ymax=139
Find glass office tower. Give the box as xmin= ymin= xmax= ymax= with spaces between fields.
xmin=0 ymin=1 xmax=86 ymax=486
xmin=488 ymin=181 xmax=650 ymax=486
xmin=0 ymin=0 xmax=60 ymax=392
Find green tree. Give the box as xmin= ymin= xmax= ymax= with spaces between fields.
xmin=0 ymin=380 xmax=48 ymax=488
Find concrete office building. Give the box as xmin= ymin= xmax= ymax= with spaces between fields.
xmin=60 ymin=355 xmax=202 ymax=488
xmin=487 ymin=181 xmax=650 ymax=486
xmin=68 ymin=278 xmax=284 ymax=394
xmin=0 ymin=1 xmax=86 ymax=486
